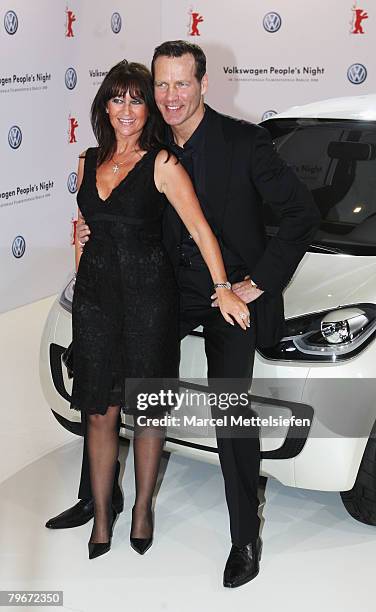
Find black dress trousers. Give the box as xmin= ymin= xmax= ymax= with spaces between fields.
xmin=177 ymin=264 xmax=261 ymax=545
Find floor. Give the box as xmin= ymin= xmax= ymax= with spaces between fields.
xmin=1 ymin=296 xmax=376 ymax=612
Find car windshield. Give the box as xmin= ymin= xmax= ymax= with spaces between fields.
xmin=262 ymin=118 xmax=376 ymax=255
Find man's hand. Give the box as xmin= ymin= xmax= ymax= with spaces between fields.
xmin=211 ymin=275 xmax=264 ymax=307
xmin=77 ymin=217 xmax=90 ymax=252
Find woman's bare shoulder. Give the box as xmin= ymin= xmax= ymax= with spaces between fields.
xmin=155 ymin=148 xmax=179 ymax=167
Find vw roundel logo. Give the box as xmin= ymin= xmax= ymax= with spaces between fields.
xmin=347 ymin=63 xmax=367 ymax=85
xmin=67 ymin=172 xmax=78 ymax=194
xmin=12 ymin=235 xmax=26 ymax=258
xmin=111 ymin=12 xmax=122 ymax=34
xmin=263 ymin=12 xmax=282 ymax=32
xmin=65 ymin=67 xmax=77 ymax=90
xmin=262 ymin=110 xmax=278 ymax=121
xmin=4 ymin=10 xmax=18 ymax=35
xmin=8 ymin=125 xmax=22 ymax=149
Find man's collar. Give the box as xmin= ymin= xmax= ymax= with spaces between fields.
xmin=166 ymin=104 xmax=208 ymax=150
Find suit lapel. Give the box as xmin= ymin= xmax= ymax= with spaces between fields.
xmin=204 ymin=106 xmax=233 ymax=232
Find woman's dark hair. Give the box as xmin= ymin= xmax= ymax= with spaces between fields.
xmin=91 ymin=60 xmax=164 ymax=165
xmin=152 ymin=40 xmax=207 ymax=82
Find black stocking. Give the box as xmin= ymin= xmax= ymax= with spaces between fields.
xmin=87 ymin=405 xmax=121 ymax=543
xmin=131 ymin=420 xmax=166 ymax=538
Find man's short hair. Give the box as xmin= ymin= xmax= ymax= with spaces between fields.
xmin=152 ymin=40 xmax=207 ymax=82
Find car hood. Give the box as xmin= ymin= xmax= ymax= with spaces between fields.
xmin=269 ymin=93 xmax=376 ymax=121
xmin=283 ymin=252 xmax=376 ymax=319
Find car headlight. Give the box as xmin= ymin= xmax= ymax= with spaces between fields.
xmin=259 ymin=304 xmax=376 ymax=362
xmin=59 ymin=273 xmax=75 ymax=313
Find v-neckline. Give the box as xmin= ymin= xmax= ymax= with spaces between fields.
xmin=94 ymin=148 xmax=151 ymax=203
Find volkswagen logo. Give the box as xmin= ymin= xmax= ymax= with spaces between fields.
xmin=67 ymin=172 xmax=78 ymax=194
xmin=347 ymin=63 xmax=367 ymax=84
xmin=12 ymin=235 xmax=26 ymax=258
xmin=262 ymin=110 xmax=278 ymax=121
xmin=8 ymin=125 xmax=22 ymax=149
xmin=263 ymin=12 xmax=282 ymax=32
xmin=4 ymin=10 xmax=18 ymax=35
xmin=65 ymin=67 xmax=77 ymax=90
xmin=111 ymin=12 xmax=122 ymax=34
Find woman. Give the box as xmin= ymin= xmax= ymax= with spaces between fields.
xmin=71 ymin=60 xmax=250 ymax=560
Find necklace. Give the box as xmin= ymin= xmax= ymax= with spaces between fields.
xmin=111 ymin=148 xmax=143 ymax=174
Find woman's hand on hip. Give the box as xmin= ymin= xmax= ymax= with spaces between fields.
xmin=215 ymin=289 xmax=251 ymax=330
xmin=77 ymin=218 xmax=91 ymax=251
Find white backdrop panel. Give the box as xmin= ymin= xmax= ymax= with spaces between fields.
xmin=161 ymin=0 xmax=374 ymax=121
xmin=0 ymin=0 xmax=162 ymax=313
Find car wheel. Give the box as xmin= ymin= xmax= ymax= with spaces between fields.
xmin=341 ymin=425 xmax=376 ymax=526
xmin=51 ymin=409 xmax=83 ymax=436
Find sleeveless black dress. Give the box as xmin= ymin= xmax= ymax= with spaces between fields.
xmin=70 ymin=147 xmax=179 ymax=416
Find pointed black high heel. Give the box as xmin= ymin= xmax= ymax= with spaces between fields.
xmin=130 ymin=506 xmax=153 ymax=555
xmin=88 ymin=507 xmax=118 ymax=560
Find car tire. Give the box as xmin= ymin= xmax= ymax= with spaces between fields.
xmin=51 ymin=409 xmax=83 ymax=436
xmin=341 ymin=426 xmax=376 ymax=526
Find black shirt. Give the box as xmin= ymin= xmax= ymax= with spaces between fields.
xmin=166 ymin=107 xmax=245 ymax=271
xmin=166 ymin=108 xmax=211 ymax=258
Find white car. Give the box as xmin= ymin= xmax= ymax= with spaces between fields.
xmin=40 ymin=93 xmax=376 ymax=526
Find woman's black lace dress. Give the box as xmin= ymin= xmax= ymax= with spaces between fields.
xmin=70 ymin=147 xmax=179 ymax=415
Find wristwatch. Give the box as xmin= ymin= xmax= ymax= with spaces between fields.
xmin=213 ymin=281 xmax=232 ymax=290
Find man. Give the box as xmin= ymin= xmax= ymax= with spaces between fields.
xmin=46 ymin=41 xmax=320 ymax=588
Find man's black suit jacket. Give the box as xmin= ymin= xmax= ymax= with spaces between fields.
xmin=162 ymin=105 xmax=321 ymax=348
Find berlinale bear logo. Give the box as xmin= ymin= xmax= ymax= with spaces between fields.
xmin=65 ymin=7 xmax=76 ymax=37
xmin=68 ymin=115 xmax=79 ymax=143
xmin=71 ymin=216 xmax=78 ymax=246
xmin=188 ymin=10 xmax=204 ymax=36
xmin=350 ymin=4 xmax=368 ymax=34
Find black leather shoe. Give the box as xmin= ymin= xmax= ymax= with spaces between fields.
xmin=130 ymin=506 xmax=153 ymax=555
xmin=88 ymin=507 xmax=118 ymax=560
xmin=223 ymin=537 xmax=262 ymax=588
xmin=130 ymin=536 xmax=153 ymax=555
xmin=45 ymin=499 xmax=94 ymax=529
xmin=45 ymin=484 xmax=123 ymax=529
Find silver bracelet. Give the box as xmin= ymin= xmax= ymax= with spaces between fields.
xmin=213 ymin=282 xmax=232 ymax=290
